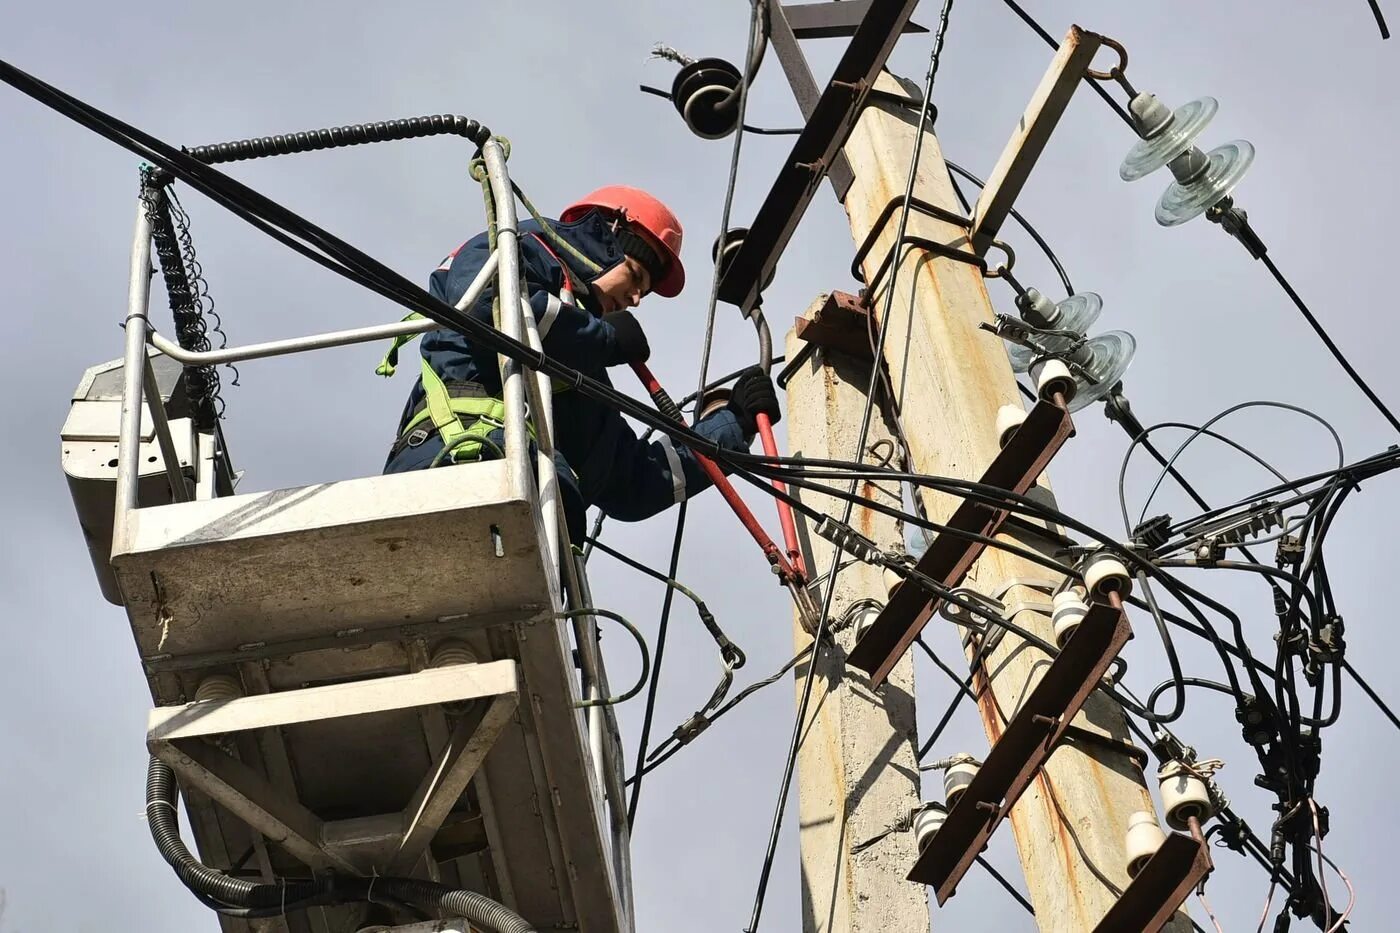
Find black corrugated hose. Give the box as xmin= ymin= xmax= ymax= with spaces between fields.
xmin=145 ymin=757 xmax=535 ymax=932
xmin=185 ymin=114 xmax=491 ymax=165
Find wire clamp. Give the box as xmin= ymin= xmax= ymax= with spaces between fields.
xmin=813 ymin=516 xmax=884 ymax=565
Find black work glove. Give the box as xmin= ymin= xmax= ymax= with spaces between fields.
xmin=728 ymin=366 xmax=781 ymax=434
xmin=604 ymin=309 xmax=650 ymax=365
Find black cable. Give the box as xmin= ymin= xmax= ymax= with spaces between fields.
xmin=1136 ymin=572 xmax=1187 ymax=722
xmin=625 ymin=506 xmax=687 ymax=828
xmin=1258 ymin=251 xmax=1400 ymax=435
xmin=976 ymin=854 xmax=1036 ymax=915
xmin=1368 ymin=0 xmax=1392 ymax=39
xmin=1342 ymin=658 xmax=1400 ymax=731
xmin=994 ymin=0 xmax=1136 ymax=130
xmin=628 ymin=643 xmax=814 ymax=784
xmin=945 ymin=159 xmax=1074 ymax=297
xmin=746 ymin=6 xmax=958 ymax=927
xmin=917 ymin=637 xmax=977 ymax=701
xmin=638 ymin=85 xmax=801 ymax=135
xmin=0 ymin=55 xmax=792 ymax=495
xmin=695 ymin=0 xmax=763 ymax=405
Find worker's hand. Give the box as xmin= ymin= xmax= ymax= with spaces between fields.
xmin=728 ymin=366 xmax=781 ymax=434
xmin=604 ymin=309 xmax=651 ymax=365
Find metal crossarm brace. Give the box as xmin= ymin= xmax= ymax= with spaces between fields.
xmin=1091 ymin=833 xmax=1213 ymax=933
xmin=907 ymin=599 xmax=1134 ymax=900
xmin=848 ymin=399 xmax=1075 ymax=687
xmin=793 ymin=290 xmax=876 ymax=360
xmin=968 ymin=26 xmax=1103 ymax=254
xmin=718 ymin=0 xmax=922 ymax=314
xmin=148 ymin=661 xmax=519 ymax=874
xmin=782 ymin=0 xmax=928 ymax=40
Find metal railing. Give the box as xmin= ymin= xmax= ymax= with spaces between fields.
xmin=111 ymin=139 xmax=632 ymax=919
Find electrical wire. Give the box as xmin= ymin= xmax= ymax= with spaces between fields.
xmin=625 ymin=507 xmax=687 ymax=827
xmin=976 ymin=854 xmax=1036 ymax=915
xmin=626 ymin=643 xmax=814 ymax=784
xmin=11 ymin=31 xmax=1391 ymax=930
xmin=638 ymin=85 xmax=801 ymax=135
xmin=745 ymin=5 xmax=957 ymax=927
xmin=694 ymin=0 xmax=763 ymax=407
xmin=994 ymin=0 xmax=1136 ymax=130
xmin=561 ymin=609 xmax=650 ymax=709
xmin=1258 ymin=251 xmax=1400 ymax=436
xmin=1367 ymin=0 xmax=1391 ymax=39
xmin=944 ymin=158 xmax=1074 ymax=297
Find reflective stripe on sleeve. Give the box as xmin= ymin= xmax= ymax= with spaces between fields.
xmin=537 ymin=293 xmax=563 ymax=339
xmin=657 ymin=435 xmax=688 ymax=504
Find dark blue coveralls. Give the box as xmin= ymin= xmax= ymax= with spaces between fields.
xmin=383 ymin=210 xmax=751 ymax=544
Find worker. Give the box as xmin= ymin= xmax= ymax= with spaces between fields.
xmin=383 ymin=185 xmax=782 ymax=545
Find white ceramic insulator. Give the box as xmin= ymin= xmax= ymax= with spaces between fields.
xmin=1159 ymin=762 xmax=1214 ymax=831
xmin=1052 ymin=590 xmax=1089 ymax=649
xmin=913 ymin=805 xmax=947 ymax=851
xmin=996 ymin=404 xmax=1028 ymax=449
xmin=944 ymin=758 xmax=979 ymax=808
xmin=1124 ymin=810 xmax=1168 ymax=877
xmin=1084 ymin=553 xmax=1133 ymax=600
xmin=194 ymin=674 xmax=243 ymax=704
xmin=882 ymin=567 xmax=904 ymax=599
xmin=430 ymin=640 xmax=480 ymax=668
xmin=1031 ymin=358 xmax=1076 ymax=405
xmin=852 ymin=603 xmax=881 ymax=642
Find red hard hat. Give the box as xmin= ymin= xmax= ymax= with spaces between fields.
xmin=560 ymin=185 xmax=686 ymax=298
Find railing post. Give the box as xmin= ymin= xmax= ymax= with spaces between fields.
xmin=114 ymin=198 xmax=155 ymax=549
xmin=481 ymin=140 xmax=531 ymax=500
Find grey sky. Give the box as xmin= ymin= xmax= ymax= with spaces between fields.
xmin=2 ymin=2 xmax=1396 ymax=931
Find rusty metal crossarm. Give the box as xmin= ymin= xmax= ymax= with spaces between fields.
xmin=1090 ymin=832 xmax=1212 ymax=933
xmin=718 ymin=0 xmax=922 ymax=313
xmin=847 ymin=399 xmax=1075 ymax=686
xmin=907 ymin=600 xmax=1134 ymax=902
xmin=782 ymin=1 xmax=928 ymax=40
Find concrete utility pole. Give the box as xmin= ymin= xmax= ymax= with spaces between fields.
xmin=831 ymin=72 xmax=1190 ymax=931
xmin=783 ymin=310 xmax=930 ymax=933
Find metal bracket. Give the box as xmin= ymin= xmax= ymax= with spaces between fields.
xmin=718 ymin=0 xmax=923 ymax=314
xmin=793 ymin=290 xmax=876 ymax=360
xmin=848 ymin=398 xmax=1075 ymax=687
xmin=147 ymin=661 xmax=520 ymax=875
xmin=1090 ymin=832 xmax=1212 ymax=932
xmin=782 ymin=1 xmax=928 ymax=40
xmin=907 ymin=600 xmax=1133 ymax=901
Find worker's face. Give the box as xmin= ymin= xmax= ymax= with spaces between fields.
xmin=590 ymin=255 xmax=653 ymax=314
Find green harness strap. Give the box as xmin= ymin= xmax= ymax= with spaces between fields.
xmin=375 ymin=312 xmax=425 ymax=377
xmin=402 ymin=357 xmax=537 ymax=464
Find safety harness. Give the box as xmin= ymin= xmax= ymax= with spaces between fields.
xmin=378 ymin=232 xmax=587 ymax=465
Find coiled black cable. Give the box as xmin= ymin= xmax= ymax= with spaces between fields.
xmin=142 ymin=179 xmax=222 ymax=430
xmin=146 ymin=756 xmax=319 ymax=908
xmin=185 ymin=114 xmax=491 ymax=164
xmin=145 ymin=757 xmax=536 ymax=932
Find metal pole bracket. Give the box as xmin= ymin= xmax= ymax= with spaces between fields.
xmin=906 ymin=599 xmax=1133 ymax=902
xmin=1090 ymin=832 xmax=1212 ymax=933
xmin=848 ymin=398 xmax=1075 ymax=687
